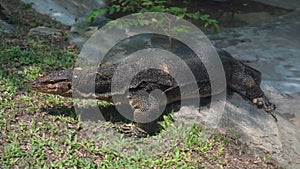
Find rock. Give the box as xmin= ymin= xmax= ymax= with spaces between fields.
xmin=235 ymin=12 xmax=274 ymax=25
xmin=174 ymin=93 xmax=300 ymax=168
xmin=267 ymin=92 xmax=300 ymax=127
xmin=29 ymin=26 xmax=61 ymax=36
xmin=68 ymin=15 xmax=110 ymax=49
xmin=21 ymin=0 xmax=106 ymax=25
xmin=0 ymin=4 xmax=14 ymax=34
xmin=221 ymin=94 xmax=300 ymax=168
xmin=252 ymin=0 xmax=300 ymax=10
xmin=0 ymin=19 xmax=15 ymax=34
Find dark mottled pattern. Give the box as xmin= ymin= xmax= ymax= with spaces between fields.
xmin=29 ymin=33 xmax=276 ymax=135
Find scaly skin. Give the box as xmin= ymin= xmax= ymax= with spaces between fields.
xmin=29 ymin=34 xmax=277 ymax=136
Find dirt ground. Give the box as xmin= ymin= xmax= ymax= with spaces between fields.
xmin=0 ymin=0 xmax=283 ymax=168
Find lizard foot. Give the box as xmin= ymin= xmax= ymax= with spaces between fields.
xmin=252 ymin=96 xmax=276 ymax=111
xmin=252 ymin=96 xmax=277 ymax=121
xmin=116 ymin=123 xmax=148 ymax=138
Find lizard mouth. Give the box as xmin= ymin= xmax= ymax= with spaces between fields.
xmin=28 ymin=80 xmax=72 ymax=97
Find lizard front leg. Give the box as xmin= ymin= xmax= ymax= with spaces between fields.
xmin=123 ymin=90 xmax=163 ymax=137
xmin=228 ymin=70 xmax=277 ymax=121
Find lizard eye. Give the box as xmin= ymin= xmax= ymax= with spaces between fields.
xmin=30 ymin=82 xmax=37 ymax=87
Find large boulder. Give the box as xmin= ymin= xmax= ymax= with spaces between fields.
xmin=220 ymin=93 xmax=300 ymax=168
xmin=172 ymin=92 xmax=300 ymax=168
xmin=21 ymin=0 xmax=106 ymax=25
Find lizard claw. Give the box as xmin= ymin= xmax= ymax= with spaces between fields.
xmin=268 ymin=110 xmax=278 ymax=122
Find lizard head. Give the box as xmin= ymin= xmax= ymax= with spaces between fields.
xmin=28 ymin=69 xmax=73 ymax=97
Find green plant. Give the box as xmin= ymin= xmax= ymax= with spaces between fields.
xmin=87 ymin=0 xmax=219 ymax=32
xmin=263 ymin=155 xmax=272 ymax=163
xmin=21 ymin=2 xmax=33 ymax=9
